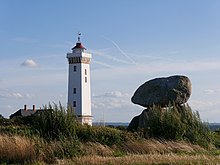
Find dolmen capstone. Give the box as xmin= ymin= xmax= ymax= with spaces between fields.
xmin=131 ymin=75 xmax=191 ymax=108
xmin=128 ymin=75 xmax=192 ymax=131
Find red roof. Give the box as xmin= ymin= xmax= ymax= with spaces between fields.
xmin=72 ymin=42 xmax=86 ymax=50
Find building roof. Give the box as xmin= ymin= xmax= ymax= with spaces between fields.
xmin=9 ymin=109 xmax=43 ymax=119
xmin=72 ymin=42 xmax=86 ymax=50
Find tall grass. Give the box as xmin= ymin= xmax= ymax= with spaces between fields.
xmin=32 ymin=103 xmax=78 ymax=140
xmin=134 ymin=103 xmax=214 ymax=147
xmin=68 ymin=154 xmax=220 ymax=165
xmin=31 ymin=103 xmax=123 ymax=146
xmin=0 ymin=102 xmax=218 ymax=164
xmin=0 ymin=134 xmax=212 ymax=164
xmin=0 ymin=135 xmax=36 ymax=164
xmin=30 ymin=103 xmax=80 ymax=159
xmin=120 ymin=139 xmax=205 ymax=155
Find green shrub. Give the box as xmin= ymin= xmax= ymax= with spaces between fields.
xmin=30 ymin=102 xmax=125 ymax=145
xmin=32 ymin=103 xmax=78 ymax=140
xmin=29 ymin=103 xmax=81 ymax=159
xmin=138 ymin=103 xmax=214 ymax=147
xmin=52 ymin=136 xmax=81 ymax=159
xmin=0 ymin=125 xmax=34 ymax=137
xmin=213 ymin=130 xmax=220 ymax=149
xmin=76 ymin=124 xmax=122 ymax=146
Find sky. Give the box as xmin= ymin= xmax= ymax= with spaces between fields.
xmin=1 ymin=0 xmax=220 ymax=122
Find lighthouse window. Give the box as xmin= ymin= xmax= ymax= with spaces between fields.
xmin=73 ymin=101 xmax=76 ymax=107
xmin=74 ymin=66 xmax=76 ymax=72
xmin=85 ymin=77 xmax=87 ymax=83
xmin=85 ymin=69 xmax=87 ymax=75
xmin=73 ymin=88 xmax=76 ymax=94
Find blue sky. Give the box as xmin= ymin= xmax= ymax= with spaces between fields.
xmin=1 ymin=0 xmax=220 ymax=122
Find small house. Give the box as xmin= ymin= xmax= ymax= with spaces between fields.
xmin=10 ymin=105 xmax=42 ymax=119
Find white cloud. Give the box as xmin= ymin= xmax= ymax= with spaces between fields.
xmin=11 ymin=37 xmax=37 ymax=44
xmin=91 ymin=49 xmax=134 ymax=65
xmin=204 ymin=89 xmax=220 ymax=94
xmin=92 ymin=91 xmax=142 ymax=122
xmin=49 ymin=43 xmax=69 ymax=48
xmin=7 ymin=105 xmax=12 ymax=109
xmin=101 ymin=36 xmax=136 ymax=64
xmin=12 ymin=93 xmax=23 ymax=99
xmin=0 ymin=88 xmax=36 ymax=100
xmin=25 ymin=93 xmax=35 ymax=99
xmin=93 ymin=91 xmax=128 ymax=98
xmin=0 ymin=88 xmax=24 ymax=99
xmin=189 ymin=99 xmax=220 ymax=122
xmin=92 ymin=59 xmax=220 ymax=83
xmin=92 ymin=91 xmax=132 ymax=109
xmin=93 ymin=60 xmax=113 ymax=69
xmin=21 ymin=59 xmax=38 ymax=67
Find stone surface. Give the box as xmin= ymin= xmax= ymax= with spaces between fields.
xmin=127 ymin=109 xmax=150 ymax=131
xmin=131 ymin=75 xmax=191 ymax=108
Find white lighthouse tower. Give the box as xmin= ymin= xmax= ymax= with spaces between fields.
xmin=67 ymin=34 xmax=92 ymax=125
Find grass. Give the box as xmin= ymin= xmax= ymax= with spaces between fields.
xmin=0 ymin=135 xmax=36 ymax=164
xmin=68 ymin=154 xmax=220 ymax=165
xmin=1 ymin=134 xmax=218 ymax=165
xmin=76 ymin=124 xmax=123 ymax=146
xmin=0 ymin=103 xmax=220 ymax=164
xmin=129 ymin=103 xmax=214 ymax=148
xmin=120 ymin=139 xmax=206 ymax=155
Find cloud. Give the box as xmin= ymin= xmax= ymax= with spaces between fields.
xmin=204 ymin=89 xmax=220 ymax=94
xmin=93 ymin=91 xmax=128 ymax=98
xmin=91 ymin=49 xmax=134 ymax=65
xmin=0 ymin=88 xmax=35 ymax=100
xmin=11 ymin=37 xmax=37 ymax=44
xmin=92 ymin=59 xmax=220 ymax=82
xmin=21 ymin=59 xmax=38 ymax=67
xmin=102 ymin=36 xmax=136 ymax=64
xmin=93 ymin=60 xmax=113 ymax=69
xmin=48 ymin=43 xmax=70 ymax=49
xmin=0 ymin=88 xmax=24 ymax=99
xmin=25 ymin=93 xmax=35 ymax=99
xmin=189 ymin=99 xmax=220 ymax=122
xmin=92 ymin=91 xmax=132 ymax=109
xmin=92 ymin=91 xmax=142 ymax=122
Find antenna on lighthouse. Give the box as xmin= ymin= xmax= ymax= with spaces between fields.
xmin=77 ymin=32 xmax=81 ymax=42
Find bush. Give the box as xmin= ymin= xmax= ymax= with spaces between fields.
xmin=76 ymin=124 xmax=123 ymax=146
xmin=32 ymin=103 xmax=78 ymax=140
xmin=213 ymin=130 xmax=220 ymax=149
xmin=29 ymin=103 xmax=81 ymax=159
xmin=136 ymin=104 xmax=214 ymax=147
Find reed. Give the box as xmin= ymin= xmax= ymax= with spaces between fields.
xmin=0 ymin=135 xmax=36 ymax=164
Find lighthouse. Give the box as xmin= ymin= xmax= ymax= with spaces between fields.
xmin=66 ymin=34 xmax=92 ymax=125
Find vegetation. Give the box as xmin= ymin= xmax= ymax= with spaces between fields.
xmin=0 ymin=103 xmax=220 ymax=164
xmin=137 ymin=104 xmax=214 ymax=147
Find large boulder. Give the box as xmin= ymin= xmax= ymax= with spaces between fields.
xmin=127 ymin=109 xmax=150 ymax=131
xmin=131 ymin=75 xmax=191 ymax=108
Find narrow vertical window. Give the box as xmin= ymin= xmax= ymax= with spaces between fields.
xmin=85 ymin=77 xmax=87 ymax=83
xmin=74 ymin=66 xmax=76 ymax=72
xmin=73 ymin=88 xmax=76 ymax=94
xmin=73 ymin=101 xmax=76 ymax=107
xmin=85 ymin=69 xmax=87 ymax=75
